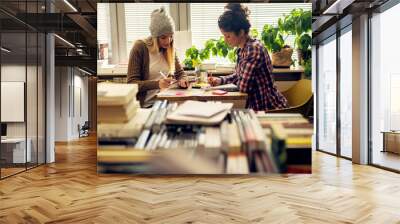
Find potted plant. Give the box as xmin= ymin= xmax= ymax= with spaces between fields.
xmin=183 ymin=46 xmax=201 ymax=70
xmin=279 ymin=9 xmax=312 ymax=66
xmin=261 ymin=24 xmax=293 ymax=68
xmin=297 ymin=33 xmax=312 ymax=65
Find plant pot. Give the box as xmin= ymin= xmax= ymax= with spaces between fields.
xmin=183 ymin=67 xmax=195 ymax=71
xmin=272 ymin=48 xmax=293 ymax=68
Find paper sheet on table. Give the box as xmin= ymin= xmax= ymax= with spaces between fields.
xmin=166 ymin=109 xmax=231 ymax=125
xmin=157 ymin=89 xmax=187 ymax=97
xmin=157 ymin=89 xmax=206 ymax=97
xmin=172 ymin=100 xmax=233 ymax=118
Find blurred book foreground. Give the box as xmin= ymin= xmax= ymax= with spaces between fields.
xmin=97 ymin=83 xmax=312 ymax=174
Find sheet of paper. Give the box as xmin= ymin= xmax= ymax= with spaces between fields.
xmin=157 ymin=89 xmax=187 ymax=97
xmin=173 ymin=100 xmax=233 ymax=118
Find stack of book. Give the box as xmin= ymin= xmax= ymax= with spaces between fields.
xmin=97 ymin=83 xmax=153 ymax=173
xmin=256 ymin=112 xmax=313 ymax=173
xmin=97 ymin=95 xmax=312 ymax=174
xmin=97 ymin=82 xmax=140 ymax=123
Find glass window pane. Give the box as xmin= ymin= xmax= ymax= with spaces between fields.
xmin=371 ymin=3 xmax=400 ymax=171
xmin=317 ymin=36 xmax=337 ymax=154
xmin=340 ymin=28 xmax=352 ymax=158
xmin=97 ymin=3 xmax=112 ymax=63
xmin=1 ymin=31 xmax=28 ymax=177
xmin=27 ymin=31 xmax=38 ymax=169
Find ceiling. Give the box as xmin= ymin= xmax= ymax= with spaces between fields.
xmin=0 ymin=0 xmax=97 ymax=73
xmin=312 ymin=0 xmax=390 ymax=43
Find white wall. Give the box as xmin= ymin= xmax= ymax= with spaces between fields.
xmin=55 ymin=67 xmax=89 ymax=141
xmin=1 ymin=64 xmax=26 ymax=138
xmin=55 ymin=66 xmax=69 ymax=141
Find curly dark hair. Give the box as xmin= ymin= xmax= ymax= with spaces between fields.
xmin=218 ymin=3 xmax=251 ymax=35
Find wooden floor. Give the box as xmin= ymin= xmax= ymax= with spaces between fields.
xmin=1 ymin=163 xmax=45 ymax=178
xmin=0 ymin=135 xmax=400 ymax=224
xmin=1 ymin=167 xmax=26 ymax=178
xmin=372 ymin=151 xmax=400 ymax=171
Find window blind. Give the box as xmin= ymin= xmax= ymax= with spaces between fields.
xmin=190 ymin=3 xmax=312 ymax=63
xmin=124 ymin=3 xmax=170 ymax=49
xmin=97 ymin=3 xmax=110 ymax=44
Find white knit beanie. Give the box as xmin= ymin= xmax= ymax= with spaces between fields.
xmin=149 ymin=7 xmax=175 ymax=37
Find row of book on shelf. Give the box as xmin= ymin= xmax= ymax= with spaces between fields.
xmin=97 ymin=83 xmax=312 ymax=174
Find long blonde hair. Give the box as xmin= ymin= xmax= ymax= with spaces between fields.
xmin=149 ymin=37 xmax=175 ymax=74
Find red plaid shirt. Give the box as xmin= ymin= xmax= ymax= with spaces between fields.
xmin=220 ymin=38 xmax=288 ymax=111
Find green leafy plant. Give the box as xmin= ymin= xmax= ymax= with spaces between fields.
xmin=297 ymin=33 xmax=312 ymax=52
xmin=183 ymin=46 xmax=201 ymax=69
xmin=279 ymin=9 xmax=312 ymax=66
xmin=279 ymin=9 xmax=311 ymax=43
xmin=261 ymin=24 xmax=286 ymax=53
xmin=250 ymin=28 xmax=259 ymax=39
xmin=183 ymin=37 xmax=237 ymax=69
xmin=214 ymin=37 xmax=237 ymax=63
xmin=303 ymin=58 xmax=311 ymax=78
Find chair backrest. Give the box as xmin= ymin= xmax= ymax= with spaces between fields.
xmin=82 ymin=121 xmax=90 ymax=129
xmin=281 ymin=79 xmax=312 ymax=107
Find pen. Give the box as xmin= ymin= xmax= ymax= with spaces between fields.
xmin=160 ymin=71 xmax=178 ymax=86
xmin=159 ymin=71 xmax=168 ymax=79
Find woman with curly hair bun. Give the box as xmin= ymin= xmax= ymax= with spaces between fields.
xmin=208 ymin=3 xmax=288 ymax=111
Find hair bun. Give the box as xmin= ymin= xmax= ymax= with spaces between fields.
xmin=225 ymin=3 xmax=250 ymax=17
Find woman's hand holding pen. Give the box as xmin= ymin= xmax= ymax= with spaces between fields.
xmin=159 ymin=71 xmax=173 ymax=89
xmin=159 ymin=71 xmax=189 ymax=89
xmin=159 ymin=78 xmax=174 ymax=89
xmin=208 ymin=77 xmax=222 ymax=86
xmin=178 ymin=78 xmax=189 ymax=88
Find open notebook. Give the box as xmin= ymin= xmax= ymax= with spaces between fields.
xmin=166 ymin=100 xmax=233 ymax=125
xmin=173 ymin=100 xmax=232 ymax=118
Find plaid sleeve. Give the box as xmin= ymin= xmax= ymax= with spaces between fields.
xmin=237 ymin=46 xmax=260 ymax=93
xmin=265 ymin=50 xmax=273 ymax=75
xmin=220 ymin=72 xmax=239 ymax=85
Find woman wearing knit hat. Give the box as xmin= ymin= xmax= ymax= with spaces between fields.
xmin=208 ymin=3 xmax=288 ymax=111
xmin=127 ymin=7 xmax=188 ymax=107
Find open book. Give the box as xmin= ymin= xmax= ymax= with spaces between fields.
xmin=166 ymin=100 xmax=233 ymax=125
xmin=173 ymin=100 xmax=231 ymax=118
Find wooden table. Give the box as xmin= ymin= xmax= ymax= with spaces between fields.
xmin=382 ymin=131 xmax=400 ymax=154
xmin=185 ymin=67 xmax=304 ymax=81
xmin=156 ymin=88 xmax=248 ymax=109
xmin=272 ymin=67 xmax=304 ymax=81
xmin=98 ymin=66 xmax=304 ymax=82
